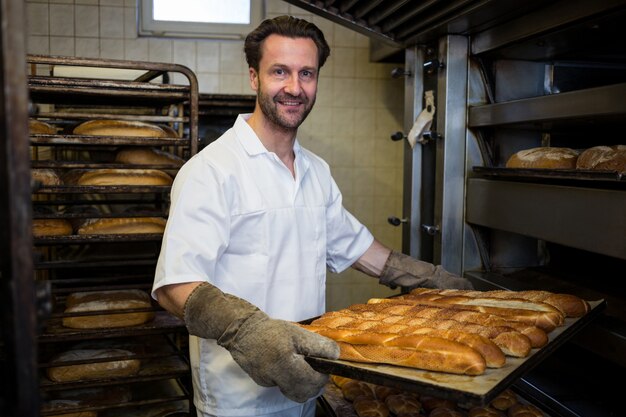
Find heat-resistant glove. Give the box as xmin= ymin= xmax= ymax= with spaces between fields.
xmin=379 ymin=250 xmax=473 ymax=290
xmin=183 ymin=282 xmax=339 ymax=403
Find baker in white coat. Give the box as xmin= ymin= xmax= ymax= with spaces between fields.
xmin=152 ymin=15 xmax=472 ymax=417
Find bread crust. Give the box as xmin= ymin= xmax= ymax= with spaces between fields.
xmin=47 ymin=348 xmax=140 ymax=382
xmin=576 ymin=145 xmax=626 ymax=172
xmin=74 ymin=168 xmax=173 ymax=186
xmin=32 ymin=168 xmax=62 ymax=186
xmin=62 ymin=289 xmax=155 ymax=329
xmin=506 ymin=147 xmax=579 ymax=169
xmin=115 ymin=146 xmax=185 ymax=167
xmin=33 ymin=219 xmax=73 ymax=236
xmin=73 ymin=119 xmax=173 ymax=137
xmin=77 ymin=217 xmax=166 ymax=235
xmin=29 ymin=119 xmax=56 ymax=134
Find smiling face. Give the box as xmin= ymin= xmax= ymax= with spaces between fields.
xmin=250 ymin=34 xmax=319 ymax=132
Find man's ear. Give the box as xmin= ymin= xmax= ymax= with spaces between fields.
xmin=249 ymin=67 xmax=259 ymax=91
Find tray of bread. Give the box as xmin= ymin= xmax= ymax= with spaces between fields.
xmin=302 ymin=288 xmax=604 ymax=408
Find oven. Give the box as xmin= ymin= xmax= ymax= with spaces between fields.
xmin=284 ymin=1 xmax=626 ymax=416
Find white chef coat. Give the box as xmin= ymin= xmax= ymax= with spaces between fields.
xmin=153 ymin=114 xmax=374 ymax=416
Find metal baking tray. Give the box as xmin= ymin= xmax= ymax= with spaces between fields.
xmin=305 ymin=299 xmax=605 ymax=408
xmin=473 ymin=166 xmax=626 ymax=183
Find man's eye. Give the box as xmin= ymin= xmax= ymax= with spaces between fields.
xmin=274 ymin=68 xmax=285 ymax=75
xmin=301 ymin=70 xmax=312 ymax=78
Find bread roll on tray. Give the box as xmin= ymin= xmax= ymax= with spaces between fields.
xmin=47 ymin=348 xmax=140 ymax=382
xmin=353 ymin=397 xmax=390 ymax=417
xmin=62 ymin=289 xmax=155 ymax=329
xmin=29 ymin=119 xmax=56 ymax=134
xmin=506 ymin=147 xmax=579 ymax=169
xmin=73 ymin=119 xmax=174 ymax=138
xmin=32 ymin=168 xmax=62 ymax=186
xmin=384 ymin=393 xmax=422 ymax=415
xmin=33 ymin=218 xmax=73 ymax=237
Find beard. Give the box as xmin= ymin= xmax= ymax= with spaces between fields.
xmin=257 ymin=82 xmax=315 ymax=131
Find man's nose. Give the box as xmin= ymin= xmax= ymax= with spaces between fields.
xmin=284 ymin=75 xmax=302 ymax=96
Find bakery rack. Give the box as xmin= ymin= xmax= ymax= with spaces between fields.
xmin=28 ymin=55 xmax=198 ymax=417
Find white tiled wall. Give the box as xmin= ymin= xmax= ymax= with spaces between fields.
xmin=24 ymin=0 xmax=404 ymax=310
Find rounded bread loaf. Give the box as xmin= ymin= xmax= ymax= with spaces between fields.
xmin=33 ymin=218 xmax=73 ymax=236
xmin=77 ymin=217 xmax=166 ymax=235
xmin=429 ymin=407 xmax=464 ymax=417
xmin=47 ymin=348 xmax=140 ymax=382
xmin=419 ymin=396 xmax=457 ymax=413
xmin=507 ymin=403 xmax=543 ymax=417
xmin=62 ymin=289 xmax=155 ymax=329
xmin=469 ymin=406 xmax=505 ymax=417
xmin=576 ymin=145 xmax=626 ymax=172
xmin=505 ymin=147 xmax=579 ymax=169
xmin=490 ymin=389 xmax=518 ymax=411
xmin=353 ymin=397 xmax=390 ymax=417
xmin=73 ymin=119 xmax=173 ymax=137
xmin=384 ymin=393 xmax=422 ymax=415
xmin=32 ymin=168 xmax=62 ymax=186
xmin=29 ymin=119 xmax=56 ymax=134
xmin=342 ymin=380 xmax=374 ymax=402
xmin=74 ymin=168 xmax=173 ymax=186
xmin=115 ymin=146 xmax=185 ymax=167
xmin=374 ymin=385 xmax=402 ymax=401
xmin=331 ymin=374 xmax=353 ymax=388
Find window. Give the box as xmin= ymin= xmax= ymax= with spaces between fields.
xmin=139 ymin=0 xmax=265 ymax=39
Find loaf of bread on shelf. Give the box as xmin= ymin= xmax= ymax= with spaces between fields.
xmin=33 ymin=218 xmax=73 ymax=236
xmin=29 ymin=119 xmax=57 ymax=134
xmin=65 ymin=168 xmax=173 ymax=186
xmin=576 ymin=145 xmax=626 ymax=173
xmin=62 ymin=289 xmax=155 ymax=329
xmin=489 ymin=389 xmax=518 ymax=411
xmin=47 ymin=348 xmax=141 ymax=382
xmin=77 ymin=217 xmax=166 ymax=235
xmin=32 ymin=168 xmax=63 ymax=186
xmin=383 ymin=393 xmax=422 ymax=415
xmin=505 ymin=147 xmax=579 ymax=169
xmin=115 ymin=146 xmax=185 ymax=167
xmin=73 ymin=119 xmax=175 ymax=138
xmin=341 ymin=379 xmax=374 ymax=401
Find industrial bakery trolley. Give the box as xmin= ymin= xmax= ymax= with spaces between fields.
xmin=28 ymin=55 xmax=199 ymax=417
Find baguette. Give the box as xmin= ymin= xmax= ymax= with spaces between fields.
xmin=309 ymin=319 xmax=505 ymax=368
xmin=73 ymin=119 xmax=172 ymax=138
xmin=303 ymin=325 xmax=486 ymax=375
xmin=115 ymin=146 xmax=185 ymax=167
xmin=367 ymin=298 xmax=562 ymax=332
xmin=337 ymin=337 xmax=486 ymax=375
xmin=33 ymin=219 xmax=73 ymax=237
xmin=410 ymin=288 xmax=589 ymax=318
xmin=77 ymin=217 xmax=166 ymax=235
xmin=335 ymin=307 xmax=532 ymax=357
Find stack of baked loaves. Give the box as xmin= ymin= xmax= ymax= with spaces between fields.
xmin=329 ymin=375 xmax=544 ymax=417
xmin=301 ymin=288 xmax=589 ymax=375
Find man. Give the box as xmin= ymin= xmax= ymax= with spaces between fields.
xmin=152 ymin=15 xmax=472 ymax=417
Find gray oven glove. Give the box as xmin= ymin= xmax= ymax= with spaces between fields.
xmin=183 ymin=282 xmax=339 ymax=403
xmin=379 ymin=250 xmax=474 ymax=290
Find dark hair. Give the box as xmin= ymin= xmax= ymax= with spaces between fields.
xmin=244 ymin=15 xmax=331 ymax=72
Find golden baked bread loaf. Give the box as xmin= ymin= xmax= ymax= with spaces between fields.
xmin=384 ymin=393 xmax=422 ymax=415
xmin=469 ymin=406 xmax=505 ymax=417
xmin=490 ymin=389 xmax=518 ymax=411
xmin=430 ymin=407 xmax=464 ymax=417
xmin=77 ymin=217 xmax=166 ymax=235
xmin=409 ymin=288 xmax=589 ymax=319
xmin=331 ymin=374 xmax=353 ymax=388
xmin=353 ymin=397 xmax=390 ymax=417
xmin=47 ymin=348 xmax=140 ymax=382
xmin=71 ymin=168 xmax=173 ymax=186
xmin=373 ymin=385 xmax=401 ymax=401
xmin=62 ymin=289 xmax=155 ymax=329
xmin=29 ymin=119 xmax=56 ymax=134
xmin=32 ymin=168 xmax=62 ymax=186
xmin=115 ymin=146 xmax=185 ymax=167
xmin=418 ymin=396 xmax=457 ymax=413
xmin=506 ymin=403 xmax=543 ymax=417
xmin=33 ymin=219 xmax=73 ymax=237
xmin=576 ymin=145 xmax=626 ymax=172
xmin=341 ymin=380 xmax=374 ymax=401
xmin=506 ymin=147 xmax=579 ymax=169
xmin=73 ymin=119 xmax=173 ymax=137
